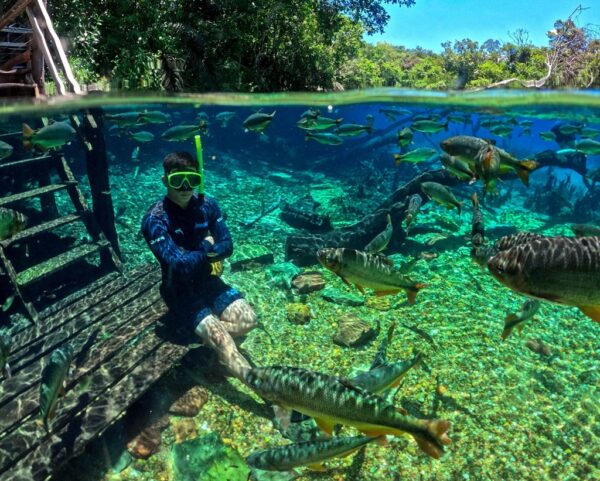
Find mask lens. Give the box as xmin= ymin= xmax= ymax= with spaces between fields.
xmin=168 ymin=172 xmax=201 ymax=190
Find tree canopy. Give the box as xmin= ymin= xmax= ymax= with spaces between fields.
xmin=40 ymin=0 xmax=599 ymax=91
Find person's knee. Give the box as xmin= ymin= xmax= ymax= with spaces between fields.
xmin=223 ymin=299 xmax=257 ymax=336
xmin=194 ymin=313 xmax=220 ymax=340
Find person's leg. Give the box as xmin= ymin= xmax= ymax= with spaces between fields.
xmin=194 ymin=313 xmax=251 ymax=382
xmin=219 ymin=298 xmax=257 ymax=337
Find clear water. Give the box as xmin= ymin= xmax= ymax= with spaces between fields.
xmin=0 ymin=90 xmax=599 ymax=481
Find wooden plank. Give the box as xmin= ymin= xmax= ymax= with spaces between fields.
xmin=0 ymin=213 xmax=81 ymax=248
xmin=0 ymin=182 xmax=75 ymax=207
xmin=0 ymin=288 xmax=164 ymax=437
xmin=33 ymin=0 xmax=80 ymax=93
xmin=0 ymin=42 xmax=28 ymax=48
xmin=25 ymin=5 xmax=64 ymax=95
xmin=0 ymin=83 xmax=37 ymax=97
xmin=16 ymin=241 xmax=109 ymax=287
xmin=0 ymin=304 xmax=181 ymax=479
xmin=0 ymin=27 xmax=32 ymax=35
xmin=8 ymin=262 xmax=160 ymax=356
xmin=0 ymin=0 xmax=34 ymax=31
xmin=0 ymin=131 xmax=21 ymax=138
xmin=0 ymin=246 xmax=37 ymax=322
xmin=3 ymin=278 xmax=161 ymax=387
xmin=0 ymin=154 xmax=52 ymax=172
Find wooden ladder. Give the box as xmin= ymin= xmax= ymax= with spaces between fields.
xmin=0 ymin=145 xmax=122 ymax=322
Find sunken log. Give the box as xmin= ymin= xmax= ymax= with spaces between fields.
xmin=534 ymin=149 xmax=587 ymax=176
xmin=285 ymin=169 xmax=460 ymax=266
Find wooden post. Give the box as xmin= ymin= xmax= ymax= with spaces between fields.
xmin=82 ymin=109 xmax=122 ymax=263
xmin=26 ymin=4 xmax=65 ymax=95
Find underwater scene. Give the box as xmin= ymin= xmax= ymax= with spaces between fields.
xmin=0 ymin=91 xmax=599 ymax=481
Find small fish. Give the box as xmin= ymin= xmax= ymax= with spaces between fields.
xmin=300 ymin=108 xmax=321 ymax=119
xmin=400 ymin=323 xmax=437 ymax=350
xmin=411 ymin=120 xmax=448 ymax=134
xmin=352 ymin=351 xmax=423 ymax=394
xmin=23 ymin=121 xmax=76 ymax=151
xmin=131 ymin=146 xmax=140 ymax=162
xmin=305 ymin=132 xmax=343 ymax=145
xmin=525 ymin=338 xmax=553 ymax=356
xmin=40 ymin=344 xmax=75 ymax=431
xmin=364 ymin=214 xmax=393 ymax=254
xmin=128 ymin=130 xmax=154 ymax=143
xmin=579 ymin=127 xmax=600 ymax=138
xmin=334 ymin=123 xmax=372 ymax=137
xmin=243 ymin=111 xmax=276 ymax=133
xmin=489 ymin=125 xmax=513 ymax=137
xmin=474 ymin=143 xmax=501 ymax=196
xmin=105 ymin=111 xmax=143 ymax=127
xmin=160 ymin=124 xmax=200 ymax=141
xmin=470 ymin=193 xmax=485 ymax=248
xmin=0 ymin=207 xmax=27 ymax=240
xmin=405 ymin=194 xmax=422 ymax=229
xmin=0 ymin=330 xmax=11 ymax=378
xmin=244 ymin=366 xmax=452 ymax=458
xmin=397 ymin=127 xmax=413 ymax=147
xmin=575 ymin=138 xmax=600 ymax=155
xmin=570 ymin=224 xmax=600 ymax=237
xmin=557 ymin=124 xmax=581 ymax=136
xmin=502 ymin=299 xmax=541 ymax=340
xmin=394 ymin=148 xmax=436 ymax=165
xmin=215 ymin=111 xmax=236 ymax=127
xmin=421 ymin=182 xmax=463 ymax=216
xmin=440 ymin=153 xmax=474 ymax=181
xmin=297 ymin=116 xmax=342 ymax=131
xmin=244 ymin=111 xmax=276 ymax=133
xmin=539 ymin=131 xmax=557 ymax=142
xmin=379 ymin=108 xmax=412 ymax=121
xmin=137 ymin=111 xmax=171 ymax=124
xmin=317 ymin=248 xmax=425 ymax=303
xmin=0 ymin=140 xmax=13 ymax=160
xmin=487 ymin=235 xmax=600 ymax=323
xmin=246 ymin=435 xmax=379 ymax=472
xmin=370 ymin=321 xmax=396 ymax=370
xmin=1 ymin=293 xmax=15 ymax=313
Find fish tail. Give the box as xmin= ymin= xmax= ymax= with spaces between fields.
xmin=407 ymin=283 xmax=426 ymax=305
xmin=413 ymin=419 xmax=452 ymax=459
xmin=394 ymin=154 xmax=402 ymax=166
xmin=516 ymin=160 xmax=540 ymax=186
xmin=22 ymin=123 xmax=34 ymax=150
xmin=471 ymin=192 xmax=479 ymax=209
xmin=501 ymin=315 xmax=518 ymax=340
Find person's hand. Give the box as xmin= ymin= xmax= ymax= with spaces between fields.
xmin=210 ymin=260 xmax=224 ymax=277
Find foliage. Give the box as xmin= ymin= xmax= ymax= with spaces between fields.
xmin=39 ymin=0 xmax=599 ymax=91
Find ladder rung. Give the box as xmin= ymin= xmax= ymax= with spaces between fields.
xmin=0 ymin=212 xmax=82 ymax=248
xmin=0 ymin=154 xmax=53 ymax=170
xmin=0 ymin=181 xmax=76 ymax=207
xmin=16 ymin=240 xmax=110 ymax=287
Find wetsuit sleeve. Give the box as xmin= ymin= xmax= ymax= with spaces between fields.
xmin=207 ymin=200 xmax=233 ymax=259
xmin=142 ymin=214 xmax=211 ymax=277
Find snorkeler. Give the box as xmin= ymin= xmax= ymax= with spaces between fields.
xmin=141 ymin=151 xmax=257 ymax=382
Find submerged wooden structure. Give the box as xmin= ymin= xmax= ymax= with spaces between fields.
xmin=0 ymin=3 xmax=193 ymax=480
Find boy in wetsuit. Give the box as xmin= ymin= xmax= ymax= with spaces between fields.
xmin=141 ymin=151 xmax=256 ymax=382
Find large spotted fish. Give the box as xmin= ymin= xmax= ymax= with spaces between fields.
xmin=487 ymin=235 xmax=600 ymax=323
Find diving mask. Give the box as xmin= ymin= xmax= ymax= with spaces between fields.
xmin=167 ymin=171 xmax=202 ymax=190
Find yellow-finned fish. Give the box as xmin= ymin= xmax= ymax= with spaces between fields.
xmin=364 ymin=214 xmax=393 ymax=254
xmin=501 ymin=299 xmax=541 ymax=340
xmin=246 ymin=435 xmax=380 ymax=472
xmin=488 ymin=235 xmax=600 ymax=323
xmin=39 ymin=345 xmax=74 ymax=431
xmin=245 ymin=366 xmax=452 ymax=459
xmin=317 ymin=248 xmax=425 ymax=304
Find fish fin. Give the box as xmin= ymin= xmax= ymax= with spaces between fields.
xmin=579 ymin=305 xmax=600 ymax=323
xmin=374 ymin=289 xmax=401 ymax=297
xmin=471 ymin=192 xmax=479 ymax=209
xmin=22 ymin=123 xmax=34 ymax=139
xmin=355 ymin=284 xmax=366 ymax=295
xmin=314 ymin=417 xmax=335 ymax=436
xmin=501 ymin=326 xmax=513 ymax=341
xmin=406 ymin=283 xmax=426 ymax=305
xmin=501 ymin=314 xmax=518 ymax=340
xmin=272 ymin=405 xmax=292 ymax=430
xmin=337 ymin=274 xmax=352 ymax=288
xmin=307 ymin=463 xmax=327 ymax=472
xmin=377 ymin=254 xmax=394 ymax=266
xmin=516 ymin=160 xmax=539 ymax=186
xmin=396 ymin=406 xmax=409 ymax=416
xmin=394 ymin=154 xmax=402 ymax=166
xmin=413 ymin=419 xmax=452 ymax=459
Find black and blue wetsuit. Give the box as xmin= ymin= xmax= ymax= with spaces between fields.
xmin=141 ymin=193 xmax=242 ymax=329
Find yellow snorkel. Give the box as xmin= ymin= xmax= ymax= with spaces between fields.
xmin=194 ymin=134 xmax=204 ymax=194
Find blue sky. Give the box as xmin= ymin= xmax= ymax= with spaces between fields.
xmin=366 ymin=1 xmax=600 ymax=51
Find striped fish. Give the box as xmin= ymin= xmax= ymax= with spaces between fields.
xmin=501 ymin=299 xmax=540 ymax=340
xmin=40 ymin=344 xmax=74 ymax=431
xmin=246 ymin=435 xmax=379 ymax=471
xmin=364 ymin=214 xmax=393 ymax=254
xmin=488 ymin=235 xmax=600 ymax=322
xmin=317 ymin=248 xmax=425 ymax=304
xmin=352 ymin=352 xmax=422 ymax=394
xmin=244 ymin=366 xmax=451 ymax=459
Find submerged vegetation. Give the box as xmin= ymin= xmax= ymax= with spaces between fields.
xmin=34 ymin=1 xmax=599 ymax=91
